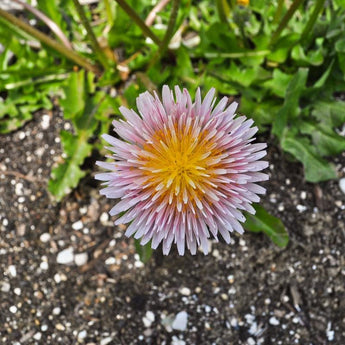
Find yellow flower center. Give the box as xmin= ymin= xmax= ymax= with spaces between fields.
xmin=138 ymin=117 xmax=225 ymax=211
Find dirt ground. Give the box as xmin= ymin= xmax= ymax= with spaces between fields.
xmin=1 ymin=109 xmax=345 ymax=345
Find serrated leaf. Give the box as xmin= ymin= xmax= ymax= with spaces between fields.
xmin=245 ymin=204 xmax=289 ymax=248
xmin=299 ymin=121 xmax=345 ymax=156
xmin=281 ymin=130 xmax=337 ymax=182
xmin=48 ymin=130 xmax=92 ymax=201
xmin=312 ymin=100 xmax=345 ymax=127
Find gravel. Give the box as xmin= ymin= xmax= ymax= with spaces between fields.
xmin=1 ymin=110 xmax=345 ymax=344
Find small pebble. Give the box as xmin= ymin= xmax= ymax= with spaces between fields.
xmin=78 ymin=330 xmax=87 ymax=340
xmin=33 ymin=332 xmax=42 ymax=341
xmin=179 ymin=287 xmax=191 ymax=296
xmin=14 ymin=288 xmax=21 ymax=296
xmin=41 ymin=114 xmax=50 ymax=129
xmin=40 ymin=233 xmax=51 ymax=243
xmin=142 ymin=311 xmax=155 ymax=327
xmin=72 ymin=220 xmax=83 ymax=230
xmin=40 ymin=261 xmax=49 ymax=270
xmin=8 ymin=265 xmax=17 ymax=277
xmin=9 ymin=305 xmax=17 ymax=313
xmin=296 ymin=204 xmax=307 ymax=213
xmin=74 ymin=253 xmax=88 ymax=266
xmin=100 ymin=212 xmax=109 ymax=224
xmin=53 ymin=307 xmax=61 ymax=315
xmin=339 ymin=178 xmax=345 ymax=194
xmin=100 ymin=337 xmax=113 ymax=345
xmin=54 ymin=273 xmax=61 ymax=284
xmin=205 ymin=305 xmax=212 ymax=313
xmin=247 ymin=337 xmax=256 ymax=345
xmin=56 ymin=323 xmax=65 ymax=331
xmin=1 ymin=281 xmax=10 ymax=292
xmin=57 ymin=247 xmax=74 ymax=265
xmin=269 ymin=316 xmax=280 ymax=326
xmin=172 ymin=311 xmax=188 ymax=331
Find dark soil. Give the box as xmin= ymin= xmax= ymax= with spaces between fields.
xmin=1 ymin=110 xmax=345 ymax=345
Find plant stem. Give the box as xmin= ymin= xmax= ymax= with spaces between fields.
xmin=0 ymin=8 xmax=101 ymax=75
xmin=114 ymin=0 xmax=162 ymax=46
xmin=216 ymin=0 xmax=230 ymax=23
xmin=72 ymin=0 xmax=110 ymax=69
xmin=273 ymin=0 xmax=284 ymax=24
xmin=145 ymin=0 xmax=170 ymax=26
xmin=159 ymin=0 xmax=180 ymax=57
xmin=12 ymin=0 xmax=73 ymax=49
xmin=300 ymin=0 xmax=326 ymax=44
xmin=269 ymin=0 xmax=305 ymax=46
xmin=104 ymin=0 xmax=114 ymax=26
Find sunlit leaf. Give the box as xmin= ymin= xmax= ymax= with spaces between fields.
xmin=245 ymin=204 xmax=289 ymax=248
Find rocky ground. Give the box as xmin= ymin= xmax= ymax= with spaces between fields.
xmin=1 ymin=109 xmax=345 ymax=345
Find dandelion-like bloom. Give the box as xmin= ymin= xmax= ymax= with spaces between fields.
xmin=96 ymin=86 xmax=268 ymax=255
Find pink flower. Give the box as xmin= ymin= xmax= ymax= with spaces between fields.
xmin=96 ymin=86 xmax=268 ymax=255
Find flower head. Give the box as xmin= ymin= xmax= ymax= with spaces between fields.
xmin=96 ymin=86 xmax=268 ymax=255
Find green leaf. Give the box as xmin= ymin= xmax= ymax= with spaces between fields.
xmin=245 ymin=204 xmax=289 ymax=248
xmin=291 ymin=44 xmax=324 ymax=66
xmin=299 ymin=121 xmax=345 ymax=156
xmin=60 ymin=71 xmax=86 ymax=120
xmin=281 ymin=130 xmax=337 ymax=182
xmin=311 ymin=100 xmax=345 ymax=127
xmin=262 ymin=69 xmax=293 ymax=98
xmin=134 ymin=240 xmax=153 ymax=264
xmin=272 ymin=68 xmax=308 ymax=138
xmin=267 ymin=33 xmax=300 ymax=63
xmin=48 ymin=130 xmax=92 ymax=201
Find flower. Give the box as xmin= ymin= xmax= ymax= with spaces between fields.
xmin=96 ymin=86 xmax=268 ymax=255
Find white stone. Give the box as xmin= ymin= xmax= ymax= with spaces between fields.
xmin=41 ymin=324 xmax=48 ymax=332
xmin=54 ymin=273 xmax=61 ymax=284
xmin=105 ymin=257 xmax=116 ymax=265
xmin=269 ymin=316 xmax=280 ymax=326
xmin=74 ymin=253 xmax=88 ymax=266
xmin=8 ymin=265 xmax=16 ymax=277
xmin=78 ymin=330 xmax=87 ymax=339
xmin=143 ymin=311 xmax=155 ymax=327
xmin=72 ymin=220 xmax=83 ymax=230
xmin=40 ymin=233 xmax=51 ymax=243
xmin=296 ymin=204 xmax=307 ymax=213
xmin=33 ymin=332 xmax=42 ymax=341
xmin=326 ymin=322 xmax=334 ymax=341
xmin=100 ymin=337 xmax=113 ymax=345
xmin=100 ymin=212 xmax=109 ymax=224
xmin=41 ymin=114 xmax=50 ymax=130
xmin=40 ymin=261 xmax=49 ymax=270
xmin=14 ymin=288 xmax=21 ymax=296
xmin=247 ymin=337 xmax=256 ymax=345
xmin=57 ymin=247 xmax=74 ymax=265
xmin=15 ymin=183 xmax=23 ymax=195
xmin=204 ymin=305 xmax=212 ymax=313
xmin=9 ymin=305 xmax=17 ymax=313
xmin=179 ymin=287 xmax=191 ymax=296
xmin=339 ymin=178 xmax=345 ymax=195
xmin=172 ymin=311 xmax=188 ymax=331
xmin=52 ymin=307 xmax=61 ymax=315
xmin=1 ymin=281 xmax=10 ymax=292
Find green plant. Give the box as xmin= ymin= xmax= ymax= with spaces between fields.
xmin=2 ymin=0 xmax=345 ymax=256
